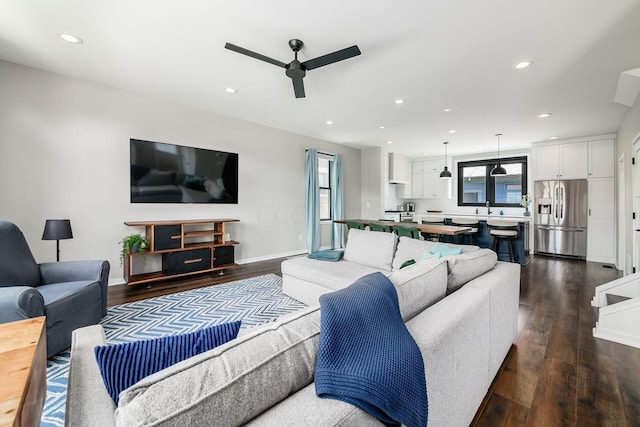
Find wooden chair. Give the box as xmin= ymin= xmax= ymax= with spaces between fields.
xmin=393 ymin=225 xmax=421 ymax=239
xmin=487 ymin=219 xmax=519 ymax=262
xmin=346 ymin=221 xmax=366 ymax=230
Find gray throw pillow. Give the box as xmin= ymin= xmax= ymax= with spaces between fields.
xmin=388 ymin=258 xmax=448 ymax=320
xmin=445 ymin=249 xmax=498 ymax=293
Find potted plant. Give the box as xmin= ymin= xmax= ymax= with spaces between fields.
xmin=520 ymin=194 xmax=532 ymax=216
xmin=119 ymin=233 xmax=150 ymax=265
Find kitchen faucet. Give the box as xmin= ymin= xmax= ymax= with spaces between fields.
xmin=486 ymin=200 xmax=492 ymax=215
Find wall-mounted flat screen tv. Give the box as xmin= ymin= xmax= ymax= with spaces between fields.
xmin=130 ymin=138 xmax=238 ymax=204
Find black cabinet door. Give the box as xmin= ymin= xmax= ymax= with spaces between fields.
xmin=154 ymin=225 xmax=182 ymax=251
xmin=214 ymin=246 xmax=235 ymax=266
xmin=163 ymin=248 xmax=212 ymax=275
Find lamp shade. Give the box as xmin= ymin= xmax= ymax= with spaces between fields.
xmin=439 ymin=141 xmax=452 ymax=179
xmin=490 ymin=164 xmax=507 ymax=176
xmin=42 ymin=219 xmax=73 ymax=240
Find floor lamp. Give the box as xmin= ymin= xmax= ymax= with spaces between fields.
xmin=42 ymin=219 xmax=73 ymax=262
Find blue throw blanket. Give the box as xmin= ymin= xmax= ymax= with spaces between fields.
xmin=315 ymin=272 xmax=428 ymax=427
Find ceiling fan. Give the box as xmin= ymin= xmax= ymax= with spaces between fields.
xmin=224 ymin=39 xmax=361 ymax=98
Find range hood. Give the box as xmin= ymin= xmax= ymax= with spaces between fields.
xmin=389 ymin=153 xmax=410 ymax=184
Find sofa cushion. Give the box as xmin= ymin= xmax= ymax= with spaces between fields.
xmin=94 ymin=321 xmax=241 ymax=404
xmin=388 ymin=258 xmax=448 ymax=320
xmin=116 ymin=307 xmax=321 ymax=427
xmin=343 ymin=229 xmax=398 ymax=271
xmin=445 ymin=248 xmax=498 ymax=293
xmin=282 ymin=257 xmax=387 ymax=291
xmin=392 ymin=237 xmax=478 ymax=271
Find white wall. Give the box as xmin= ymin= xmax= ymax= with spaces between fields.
xmin=0 ymin=60 xmax=361 ymax=283
xmin=616 ymin=95 xmax=640 ymax=272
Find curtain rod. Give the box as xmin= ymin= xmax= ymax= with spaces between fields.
xmin=305 ymin=149 xmax=335 ymax=157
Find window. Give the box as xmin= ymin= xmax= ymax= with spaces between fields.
xmin=318 ymin=156 xmax=332 ymax=220
xmin=457 ymin=156 xmax=527 ymax=207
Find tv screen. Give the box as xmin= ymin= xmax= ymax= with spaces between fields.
xmin=130 ymin=139 xmax=238 ymax=204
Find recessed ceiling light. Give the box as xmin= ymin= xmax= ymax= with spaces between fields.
xmin=515 ymin=61 xmax=532 ymax=69
xmin=394 ymin=99 xmax=405 ymax=104
xmin=449 ymin=130 xmax=456 ymax=134
xmin=387 ymin=141 xmax=393 ymax=144
xmin=379 ymin=126 xmax=385 ymax=130
xmin=549 ymin=136 xmax=559 ymax=140
xmin=326 ymin=120 xmax=334 ymax=125
xmin=422 ymin=152 xmax=428 ymax=156
xmin=58 ymin=33 xmax=83 ymax=44
xmin=537 ymin=112 xmax=552 ymax=118
xmin=224 ymin=87 xmax=237 ymax=94
xmin=443 ymin=108 xmax=452 ymax=112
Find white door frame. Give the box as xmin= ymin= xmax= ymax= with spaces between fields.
xmin=618 ymin=153 xmax=626 ymax=272
xmin=633 ymin=133 xmax=640 ymax=273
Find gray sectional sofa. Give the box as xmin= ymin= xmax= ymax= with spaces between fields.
xmin=66 ymin=228 xmax=520 ymax=427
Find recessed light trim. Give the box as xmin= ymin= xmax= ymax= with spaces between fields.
xmin=224 ymin=87 xmax=237 ymax=94
xmin=379 ymin=126 xmax=385 ymax=130
xmin=449 ymin=129 xmax=456 ymax=134
xmin=325 ymin=120 xmax=334 ymax=125
xmin=59 ymin=33 xmax=83 ymax=44
xmin=386 ymin=141 xmax=393 ymax=144
xmin=549 ymin=136 xmax=559 ymax=140
xmin=537 ymin=112 xmax=552 ymax=118
xmin=443 ymin=108 xmax=452 ymax=112
xmin=394 ymin=99 xmax=405 ymax=104
xmin=515 ymin=60 xmax=532 ymax=69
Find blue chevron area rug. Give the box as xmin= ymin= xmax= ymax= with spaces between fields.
xmin=41 ymin=273 xmax=305 ymax=426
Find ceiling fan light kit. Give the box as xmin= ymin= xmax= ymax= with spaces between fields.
xmin=224 ymin=39 xmax=361 ymax=98
xmin=490 ymin=133 xmax=507 ymax=176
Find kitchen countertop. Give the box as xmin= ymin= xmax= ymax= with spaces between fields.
xmin=417 ymin=212 xmax=533 ymax=222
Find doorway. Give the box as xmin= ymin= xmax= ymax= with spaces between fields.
xmin=619 ymin=153 xmax=626 ymax=272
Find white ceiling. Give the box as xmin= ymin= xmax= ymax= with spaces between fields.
xmin=1 ymin=0 xmax=639 ymax=158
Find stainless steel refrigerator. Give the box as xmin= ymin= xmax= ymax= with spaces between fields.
xmin=534 ymin=179 xmax=588 ymax=259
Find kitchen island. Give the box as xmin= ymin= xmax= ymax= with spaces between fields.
xmin=417 ymin=213 xmax=531 ymax=265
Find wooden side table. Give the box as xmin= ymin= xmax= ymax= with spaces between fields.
xmin=0 ymin=317 xmax=47 ymax=427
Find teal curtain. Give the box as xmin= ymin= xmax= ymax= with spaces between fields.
xmin=331 ymin=154 xmax=344 ymax=249
xmin=305 ymin=149 xmax=320 ymax=253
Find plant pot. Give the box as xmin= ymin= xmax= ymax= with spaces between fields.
xmin=130 ymin=244 xmax=140 ymax=253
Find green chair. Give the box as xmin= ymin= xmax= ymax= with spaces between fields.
xmin=393 ymin=225 xmax=421 ymax=239
xmin=401 ymin=220 xmax=418 ymax=223
xmin=346 ymin=221 xmax=366 ymax=230
xmin=369 ymin=222 xmax=392 ymax=233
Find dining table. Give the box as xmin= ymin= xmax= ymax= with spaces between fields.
xmin=334 ymin=219 xmax=472 ymax=236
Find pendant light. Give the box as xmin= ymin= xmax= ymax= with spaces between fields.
xmin=439 ymin=141 xmax=452 ymax=179
xmin=490 ymin=133 xmax=507 ymax=176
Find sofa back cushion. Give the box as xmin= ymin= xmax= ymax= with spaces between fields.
xmin=343 ymin=229 xmax=398 ymax=272
xmin=392 ymin=237 xmax=478 ymax=271
xmin=116 ymin=307 xmax=320 ymax=426
xmin=388 ymin=258 xmax=448 ymax=320
xmin=445 ymin=248 xmax=498 ymax=293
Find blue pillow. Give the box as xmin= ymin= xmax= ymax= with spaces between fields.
xmin=94 ymin=321 xmax=241 ymax=404
xmin=420 ymin=250 xmax=441 ymax=260
xmin=430 ymin=243 xmax=463 ymax=257
xmin=308 ymin=249 xmax=344 ymax=261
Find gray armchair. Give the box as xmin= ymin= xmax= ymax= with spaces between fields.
xmin=0 ymin=220 xmax=110 ymax=357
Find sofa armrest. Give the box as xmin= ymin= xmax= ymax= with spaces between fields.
xmin=0 ymin=286 xmax=44 ymax=323
xmin=66 ymin=325 xmax=116 ymax=427
xmin=39 ymin=260 xmax=111 ymax=317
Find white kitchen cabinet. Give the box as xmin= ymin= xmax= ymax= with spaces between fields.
xmin=588 ymin=139 xmax=615 ymax=178
xmin=411 ymin=172 xmax=424 ymax=198
xmin=412 ymin=161 xmax=424 ymax=174
xmin=587 ymin=177 xmax=615 ymax=264
xmin=411 ymin=159 xmax=451 ymax=199
xmin=389 ymin=153 xmax=410 ymax=184
xmin=532 ymin=141 xmax=588 ymax=180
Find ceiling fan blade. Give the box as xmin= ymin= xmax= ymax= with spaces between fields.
xmin=292 ymin=77 xmax=305 ymax=98
xmin=224 ymin=42 xmax=288 ymax=68
xmin=301 ymin=45 xmax=361 ymax=70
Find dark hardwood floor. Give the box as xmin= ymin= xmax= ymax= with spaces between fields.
xmin=107 ymin=256 xmax=640 ymax=426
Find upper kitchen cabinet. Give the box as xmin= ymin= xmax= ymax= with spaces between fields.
xmin=410 ymin=159 xmax=451 ymax=199
xmin=389 ymin=153 xmax=410 ymax=184
xmin=588 ymin=138 xmax=615 ymax=178
xmin=532 ymin=141 xmax=588 ymax=180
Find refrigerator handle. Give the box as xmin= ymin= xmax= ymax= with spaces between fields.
xmin=559 ymin=187 xmax=563 ymax=219
xmin=554 ymin=187 xmax=559 ymax=219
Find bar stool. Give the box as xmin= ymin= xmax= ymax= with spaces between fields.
xmin=451 ymin=217 xmax=479 ymax=245
xmin=487 ymin=219 xmax=519 ymax=263
xmin=421 ymin=216 xmax=444 ymax=241
xmin=369 ymin=222 xmax=392 ymax=233
xmin=393 ymin=225 xmax=421 ymax=239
